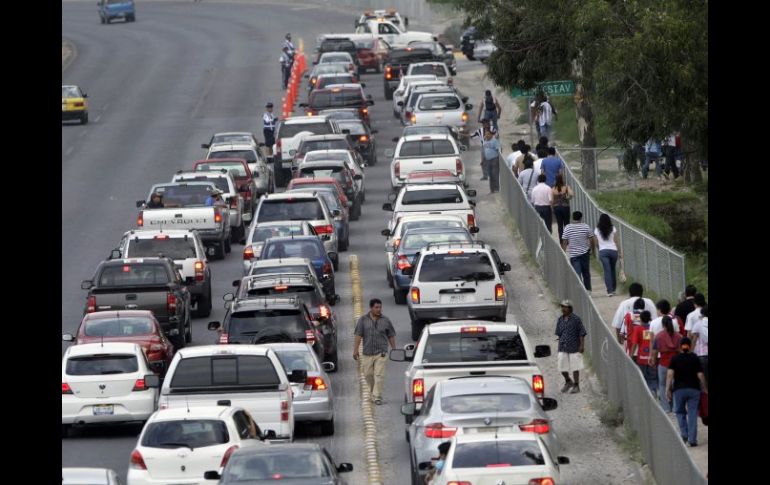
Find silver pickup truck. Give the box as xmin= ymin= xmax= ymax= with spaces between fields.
xmin=388 ymin=134 xmax=467 ymax=188
xmin=382 ymin=183 xmax=477 ymax=232
xmin=137 ymin=182 xmax=232 ymax=260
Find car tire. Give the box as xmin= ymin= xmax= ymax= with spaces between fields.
xmin=320 ymin=418 xmax=335 ymax=436
xmin=387 ymin=270 xmax=393 ymax=288
xmin=81 ymin=112 xmax=89 ymax=124
xmin=225 ymin=237 xmax=232 ymax=254
xmin=128 ymin=14 xmax=135 ymax=22
xmin=411 ymin=319 xmax=425 ymax=341
xmin=332 ymin=254 xmax=339 ymax=272
xmin=106 ymin=17 xmax=111 ymax=24
xmin=394 ymin=289 xmax=407 ymax=305
xmin=185 ymin=316 xmax=192 ymax=343
xmin=350 ymin=201 xmax=360 ymax=221
xmin=370 ymin=151 xmax=377 ymax=166
xmin=214 ymin=239 xmax=226 ymax=260
xmin=328 ymin=349 xmax=339 ymax=371
xmin=100 ymin=15 xmax=105 ymax=24
xmin=231 ymin=222 xmax=245 ymax=243
xmin=172 ymin=329 xmax=185 ymax=350
xmin=339 ymin=234 xmax=349 ymax=252
xmin=466 ymin=53 xmax=475 ymax=60
xmin=404 ymin=396 xmax=413 ymax=425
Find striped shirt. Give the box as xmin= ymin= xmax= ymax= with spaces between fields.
xmin=354 ymin=313 xmax=396 ymax=355
xmin=263 ymin=112 xmax=276 ymax=130
xmin=562 ymin=222 xmax=593 ymax=257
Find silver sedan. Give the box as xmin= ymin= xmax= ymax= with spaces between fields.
xmin=401 ymin=376 xmax=560 ymax=485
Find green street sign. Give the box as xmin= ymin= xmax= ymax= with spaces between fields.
xmin=511 ymin=80 xmax=575 ymax=98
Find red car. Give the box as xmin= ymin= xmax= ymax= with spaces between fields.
xmin=193 ymin=158 xmax=258 ymax=216
xmin=61 ymin=310 xmax=174 ymax=375
xmin=354 ymin=38 xmax=392 ymax=74
xmin=286 ymin=176 xmax=350 ymax=207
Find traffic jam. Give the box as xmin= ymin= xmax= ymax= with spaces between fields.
xmin=62 ymin=7 xmax=566 ymax=485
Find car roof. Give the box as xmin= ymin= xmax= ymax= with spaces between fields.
xmin=427 ymin=320 xmax=519 ymax=334
xmin=304 ymin=149 xmax=351 ymax=155
xmin=301 ymin=134 xmax=349 ymax=141
xmin=403 ymin=226 xmax=469 ymax=236
xmin=195 ymin=158 xmax=249 ymax=166
xmin=402 ymin=183 xmax=461 ymax=191
xmin=262 ymin=192 xmax=322 ymax=200
xmin=148 ymin=406 xmax=235 ymax=422
xmin=213 ymin=131 xmax=254 ymax=137
xmin=439 ymin=376 xmax=532 ymax=397
xmin=317 ymin=73 xmax=354 ymax=79
xmin=176 ymin=344 xmax=272 ymax=358
xmin=400 ymin=134 xmax=452 ymax=142
xmin=62 ymin=468 xmax=112 ymax=485
xmin=103 ymin=257 xmax=170 ymax=265
xmin=251 ymin=257 xmax=312 ymax=267
xmin=233 ymin=296 xmax=304 ymax=311
xmin=300 ymin=160 xmax=347 ymax=167
xmin=290 ymin=177 xmax=340 ymax=185
xmin=241 ymin=274 xmax=315 ymax=286
xmin=264 ymin=235 xmax=320 ymax=244
xmin=395 ymin=214 xmax=466 ymax=226
xmin=66 ymin=342 xmax=142 ymax=357
xmin=209 ymin=143 xmax=256 ymax=151
xmin=255 ymin=221 xmax=307 ymax=227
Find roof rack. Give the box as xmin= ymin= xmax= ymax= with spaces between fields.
xmin=235 ymin=296 xmax=302 ymax=308
xmin=424 ymin=241 xmax=486 ymax=251
xmin=245 ymin=273 xmax=312 ymax=288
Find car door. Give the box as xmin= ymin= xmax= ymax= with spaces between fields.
xmin=378 ymin=23 xmax=397 ymax=45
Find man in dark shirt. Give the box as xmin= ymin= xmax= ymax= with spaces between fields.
xmin=554 ymin=300 xmax=587 ymax=393
xmin=674 ymin=285 xmax=697 ymax=327
xmin=666 ymin=337 xmax=707 ymax=446
xmin=353 ymin=298 xmax=396 ymax=405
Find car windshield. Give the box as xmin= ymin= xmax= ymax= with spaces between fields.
xmin=98 ymin=264 xmax=170 ymax=287
xmin=62 ymin=86 xmax=81 ymax=98
xmin=252 ymin=224 xmax=305 ymax=243
xmin=401 ymin=231 xmax=471 ymax=250
xmin=418 ymin=95 xmax=461 ymax=111
xmin=321 ymin=39 xmax=356 ymax=51
xmin=176 ymin=176 xmax=229 ymax=192
xmin=275 ymin=350 xmax=319 ymax=372
xmin=262 ymin=241 xmax=323 ymax=260
xmin=257 ymin=199 xmax=325 ymax=222
xmin=418 ymin=252 xmax=495 ymax=281
xmin=66 ymin=355 xmax=138 ymax=375
xmin=212 ymin=134 xmax=253 ymax=145
xmin=210 ymin=150 xmax=257 ymax=163
xmin=441 ymin=393 xmax=532 ymax=413
xmin=320 ymin=53 xmax=351 ymax=63
xmin=151 ymin=184 xmax=215 ymax=207
xmin=278 ymin=122 xmax=333 ymax=138
xmin=398 ymin=140 xmax=456 ymax=157
xmin=318 ymin=76 xmax=354 ymax=89
xmin=401 ymin=188 xmax=463 ymax=205
xmin=310 ymin=91 xmax=363 ymax=108
xmin=305 ymin=151 xmax=349 ymax=162
xmin=412 ymin=64 xmax=447 ymax=76
xmin=223 ymin=451 xmax=330 ymax=480
xmin=83 ymin=317 xmax=154 ymax=337
xmin=336 ymin=121 xmax=367 ymax=135
xmin=228 ymin=309 xmax=307 ymax=336
xmin=241 ymin=285 xmax=322 ymax=306
xmin=127 ymin=238 xmax=198 ymax=260
xmin=141 ymin=420 xmax=229 ymax=449
xmin=250 ymin=265 xmax=311 ymax=277
xmin=452 ymin=441 xmax=544 ymax=468
xmin=195 ymin=162 xmax=247 ymax=178
xmin=422 ymin=332 xmax=527 ymax=362
xmin=301 ymin=140 xmax=349 ymax=153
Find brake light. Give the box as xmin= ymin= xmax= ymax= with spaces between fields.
xmin=274 ymin=285 xmax=289 ymax=291
xmin=495 ymin=284 xmax=505 ymax=301
xmin=529 ymin=479 xmax=555 ymax=485
xmin=62 ymin=382 xmax=73 ymax=394
xmin=412 ymin=378 xmax=424 ymax=402
xmin=137 ymin=211 xmax=143 ymax=226
xmin=281 ymin=400 xmax=290 ymax=421
xmin=361 ymin=108 xmax=368 ymax=115
xmin=461 ymin=326 xmax=486 ymax=333
xmin=359 ymin=135 xmax=368 ymax=142
xmin=394 ymin=160 xmax=400 ymax=178
xmin=305 ymin=329 xmax=317 ymax=346
xmin=404 ymin=111 xmax=412 ymax=120
xmin=448 ymin=250 xmax=464 ymax=255
xmin=304 ymin=376 xmax=328 ymax=391
xmin=410 ymin=287 xmax=420 ymax=304
xmin=214 ymin=209 xmax=222 ymax=223
xmin=194 ymin=260 xmax=205 ymax=282
xmin=86 ymin=295 xmax=96 ymax=313
xmin=307 ymin=111 xmax=313 ymax=117
xmin=129 ymin=450 xmax=147 ymax=470
xmin=314 ymin=224 xmax=334 ymax=235
xmin=220 ymin=445 xmax=239 ymax=468
xmin=243 ymin=245 xmax=255 ymax=260
xmin=461 ymin=111 xmax=468 ymax=122
xmin=456 ymin=158 xmax=463 ymax=174
xmin=229 ymin=197 xmax=238 ymax=209
xmin=218 ymin=333 xmax=229 ymax=344
xmin=447 ymin=482 xmax=472 ymax=485
xmin=310 ymin=77 xmax=317 ymax=85
xmin=519 ymin=419 xmax=550 ymax=434
xmin=319 ymin=304 xmax=331 ymax=319
xmin=385 ymin=65 xmax=392 ymax=79
xmin=533 ymin=374 xmax=545 ymax=398
xmin=167 ymin=293 xmax=177 ymax=313
xmin=323 ymin=262 xmax=333 ymax=274
xmin=467 ymin=214 xmax=475 ymax=227
xmin=74 ymin=102 xmax=84 ymax=107
xmin=132 ymin=379 xmax=148 ymax=391
xmin=410 ymin=114 xmax=416 ymax=124
xmin=424 ymin=423 xmax=457 ymax=438
xmin=396 ymin=254 xmax=411 ymax=270
xmin=154 ymin=234 xmax=169 ymax=240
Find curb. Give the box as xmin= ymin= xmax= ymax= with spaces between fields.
xmin=62 ymin=39 xmax=77 ymax=72
xmin=349 ymin=255 xmax=384 ymax=485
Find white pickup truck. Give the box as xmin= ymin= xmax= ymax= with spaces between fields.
xmin=355 ymin=19 xmax=434 ymax=46
xmin=382 ymin=183 xmax=477 ymax=233
xmin=274 ymin=116 xmax=340 ymax=187
xmin=172 ymin=170 xmax=245 ymax=242
xmin=390 ymin=321 xmax=552 ymax=416
xmin=137 ymin=182 xmax=232 ymax=260
xmin=388 ymin=135 xmax=467 ymax=189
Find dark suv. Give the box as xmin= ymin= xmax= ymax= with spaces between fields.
xmin=301 ymin=86 xmax=374 ymax=124
xmin=315 ymin=38 xmax=359 ymax=67
xmin=292 ymin=133 xmax=357 ymax=169
xmin=383 ymin=47 xmax=435 ymax=99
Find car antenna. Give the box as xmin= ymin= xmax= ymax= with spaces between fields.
xmin=186 ymin=396 xmax=191 ymax=414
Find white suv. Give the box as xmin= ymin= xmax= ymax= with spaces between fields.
xmin=403 ymin=242 xmax=511 ymax=339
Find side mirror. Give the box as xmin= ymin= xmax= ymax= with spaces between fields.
xmin=304 ymin=74 xmax=310 ymax=78
xmin=541 ymin=397 xmax=558 ymax=411
xmin=446 ymin=44 xmax=455 ymax=51
xmin=404 ymin=343 xmax=416 ymax=351
xmin=353 ymin=174 xmax=363 ymax=180
xmin=298 ymin=103 xmax=308 ymax=108
xmin=360 ymin=82 xmax=367 ymax=88
xmin=401 ymin=403 xmax=417 ymax=416
xmin=144 ymin=374 xmax=161 ymax=388
xmin=401 ymin=266 xmax=414 ymax=276
xmin=203 ymin=472 xmax=221 ymax=480
xmin=459 ymin=145 xmax=467 ymax=152
xmin=207 ymin=321 xmax=221 ymax=331
xmin=465 ymin=103 xmax=473 ymax=110
xmin=223 ymin=293 xmax=235 ymax=302
xmin=466 ymin=189 xmax=477 ymax=197
xmin=289 ymin=369 xmax=308 ymax=383
xmin=258 ymin=142 xmax=266 ymax=147
xmin=81 ymin=280 xmax=93 ymax=290
xmin=405 ymin=17 xmax=409 ymax=26
xmin=461 ymin=96 xmax=469 ymax=103
xmin=342 ymin=129 xmax=351 ymax=135
xmin=470 ymin=226 xmax=480 ymax=234
xmin=534 ymin=345 xmax=552 ymax=358
xmin=337 ymin=463 xmax=354 ymax=473
xmin=367 ymin=99 xmax=375 ymax=106
xmin=328 ymin=293 xmax=341 ymax=305
xmin=397 ymin=101 xmax=404 ymax=107
xmin=136 ymin=200 xmax=145 ymax=208
xmin=381 ymin=229 xmax=391 ymax=237
xmin=201 ymin=143 xmax=210 ymax=149
xmin=391 ymin=137 xmax=399 ymax=143
xmin=62 ymin=333 xmax=75 ymax=342
xmin=499 ymin=262 xmax=512 ymax=272
xmin=149 ymin=361 xmax=165 ymax=374
xmin=371 ymin=129 xmax=379 ymax=134
xmin=418 ymin=462 xmax=433 ymax=471
xmin=322 ymin=361 xmax=336 ymax=372
xmin=558 ymin=456 xmax=571 ymax=465
xmin=382 ymin=203 xmax=393 ymax=211
xmin=109 ymin=249 xmax=122 ymax=260
xmin=232 ymin=279 xmax=241 ymax=287
xmin=332 ymin=209 xmax=341 ymax=217
xmin=389 ymin=349 xmax=406 ymax=361
xmin=261 ymin=429 xmax=277 ymax=440
xmin=469 ymin=200 xmax=476 ymax=206
xmin=82 ymin=93 xmax=89 ymax=98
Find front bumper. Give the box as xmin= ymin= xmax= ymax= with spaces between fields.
xmin=408 ymin=303 xmax=507 ymax=322
xmin=62 ymin=393 xmax=155 ymax=425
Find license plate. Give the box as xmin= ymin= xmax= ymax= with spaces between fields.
xmin=93 ymin=404 xmax=114 ymax=416
xmin=478 ymin=426 xmax=497 ymax=432
xmin=442 ymin=294 xmax=466 ymax=304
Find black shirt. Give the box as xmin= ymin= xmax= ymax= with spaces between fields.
xmin=668 ymin=352 xmax=703 ymax=391
xmin=674 ymin=299 xmax=695 ymax=325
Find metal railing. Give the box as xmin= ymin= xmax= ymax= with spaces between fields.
xmin=498 ymin=160 xmax=706 ymax=485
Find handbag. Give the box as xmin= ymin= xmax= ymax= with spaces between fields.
xmin=618 ymin=256 xmax=627 ymax=283
xmin=698 ymin=391 xmax=708 ymax=425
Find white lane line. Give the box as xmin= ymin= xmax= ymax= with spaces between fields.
xmin=65 ymin=146 xmax=74 ymax=156
xmin=78 ymin=130 xmax=88 ymax=138
xmin=291 ymin=5 xmax=318 ymax=11
xmin=94 ymin=115 xmax=102 ymax=122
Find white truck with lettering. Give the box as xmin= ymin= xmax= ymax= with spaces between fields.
xmin=355 ymin=19 xmax=434 ymax=46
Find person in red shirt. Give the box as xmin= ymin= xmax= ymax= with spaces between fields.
xmin=623 ymin=298 xmax=646 ymax=355
xmin=651 ymin=316 xmax=682 ymax=413
xmin=629 ymin=311 xmax=657 ymax=397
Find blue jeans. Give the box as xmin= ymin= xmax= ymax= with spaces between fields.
xmin=673 ymin=388 xmax=701 ymax=444
xmin=570 ymin=252 xmax=591 ymax=291
xmin=539 ymin=123 xmax=552 ymax=139
xmin=599 ymin=249 xmax=618 ymax=293
xmin=642 ymin=152 xmax=662 ymax=178
xmin=637 ymin=363 xmax=658 ymax=397
xmin=657 ymin=365 xmax=671 ymax=412
xmin=483 ymin=110 xmax=498 ymax=131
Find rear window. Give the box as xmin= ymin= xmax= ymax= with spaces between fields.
xmin=320 ymin=110 xmax=360 ymax=121
xmin=403 ymin=126 xmax=453 ymax=138
xmin=316 ymin=191 xmax=341 ymax=211
xmin=278 ymin=122 xmax=333 ymax=138
xmin=170 ymin=355 xmax=280 ymax=388
xmin=127 ymin=238 xmax=197 ymax=260
xmin=336 ymin=121 xmax=367 ymax=135
xmin=304 ymin=151 xmax=348 ymax=162
xmin=441 ymin=393 xmax=532 ymax=413
xmin=418 ymin=252 xmax=495 ymax=282
xmin=390 ymin=49 xmax=433 ymax=61
xmin=321 ymin=40 xmax=356 ymax=51
xmin=98 ymin=264 xmax=170 ymax=287
xmin=401 ymin=188 xmax=463 ymax=205
xmin=257 ymin=199 xmax=325 ymax=222
xmin=398 ymin=140 xmax=456 ymax=157
xmin=141 ymin=420 xmax=229 ymax=449
xmin=451 ymin=441 xmax=544 ymax=468
xmin=83 ymin=317 xmax=154 ymax=337
xmin=311 ymin=64 xmax=349 ymax=77
xmin=251 ymin=224 xmax=305 ymax=243
xmin=262 ymin=240 xmax=323 ymax=260
xmin=195 ymin=162 xmax=247 ymax=178
xmin=301 ymin=140 xmax=349 ymax=153
xmin=355 ymin=39 xmax=375 ymax=49
xmin=275 ymin=350 xmax=319 ymax=373
xmin=411 ymin=64 xmax=447 ymax=77
xmin=400 ymin=220 xmax=464 ymax=235
xmin=210 ymin=150 xmax=257 ymax=163
xmin=240 ymin=285 xmax=322 ymax=306
xmin=227 ymin=309 xmax=307 ymax=336
xmin=299 ymin=166 xmax=348 ymax=186
xmin=320 ymin=53 xmax=352 ymax=63
xmin=250 ymin=265 xmax=311 ymax=277
xmin=402 ymin=231 xmax=471 ymax=250
xmin=418 ymin=95 xmax=461 ymax=111
xmin=317 ymin=76 xmax=354 ymax=89
xmin=310 ymin=90 xmax=364 ymax=108
xmin=223 ymin=450 xmax=331 ymax=481
xmin=66 ymin=355 xmax=138 ymax=376
xmin=151 ymin=184 xmax=215 ymax=206
xmin=176 ymin=176 xmax=229 ymax=192
xmin=422 ymin=331 xmax=527 ymax=362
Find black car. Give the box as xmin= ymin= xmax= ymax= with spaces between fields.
xmin=383 ymin=47 xmax=435 ymax=99
xmin=204 ymin=443 xmax=353 ymax=484
xmin=407 ymin=40 xmax=457 ymax=75
xmin=460 ymin=26 xmax=479 ymax=59
xmin=315 ymin=37 xmax=359 ymax=67
xmin=336 ymin=118 xmax=378 ymax=166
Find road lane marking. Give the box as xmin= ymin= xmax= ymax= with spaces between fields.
xmin=65 ymin=146 xmax=74 ymax=156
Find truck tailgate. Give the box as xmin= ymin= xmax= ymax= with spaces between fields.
xmin=398 ymin=156 xmax=461 ymax=180
xmin=90 ymin=286 xmax=169 ymax=316
xmin=141 ymin=207 xmax=218 ymax=231
xmin=391 ymin=209 xmax=474 ymax=230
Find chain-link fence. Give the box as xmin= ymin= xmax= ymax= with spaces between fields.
xmin=499 ymin=160 xmax=706 ymax=485
xmin=555 ymin=149 xmax=687 ymax=302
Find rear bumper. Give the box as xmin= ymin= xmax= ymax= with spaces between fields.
xmin=61 ymin=110 xmax=86 ymax=120
xmin=62 ymin=393 xmax=155 ymax=424
xmin=294 ymin=396 xmax=333 ymax=422
xmin=127 ymin=471 xmax=218 ymax=485
xmin=198 ymin=229 xmax=226 ymax=243
xmin=408 ymin=303 xmax=507 ymax=322
xmin=392 ymin=273 xmax=411 ymax=291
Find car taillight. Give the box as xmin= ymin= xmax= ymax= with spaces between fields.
xmin=304 ymin=376 xmax=328 ymax=391
xmin=519 ymin=419 xmax=550 ymax=434
xmin=62 ymin=382 xmax=73 ymax=395
xmin=461 ymin=111 xmax=468 ymax=122
xmin=424 ymin=423 xmax=457 ymax=438
xmin=533 ymin=374 xmax=545 ymax=398
xmin=86 ymin=295 xmax=96 ymax=313
xmin=305 ymin=329 xmax=316 ymax=346
xmin=410 ymin=114 xmax=416 ymax=124
xmin=396 ymin=254 xmax=411 ymax=271
xmin=359 ymin=135 xmax=368 ymax=142
xmin=467 ymin=214 xmax=475 ymax=228
xmin=404 ymin=111 xmax=412 ymax=121
xmin=281 ymin=400 xmax=290 ymax=421
xmin=456 ymin=158 xmax=463 ymax=174
xmin=218 ymin=333 xmax=229 ymax=344
xmin=447 ymin=482 xmax=472 ymax=485
xmin=167 ymin=293 xmax=177 ymax=313
xmin=74 ymin=102 xmax=84 ymax=107
xmin=461 ymin=326 xmax=486 ymax=333
xmin=129 ymin=450 xmax=147 ymax=470
xmin=229 ymin=197 xmax=238 ymax=209
xmin=412 ymin=378 xmax=424 ymax=402
xmin=361 ymin=107 xmax=368 ymax=115
xmin=529 ymin=479 xmax=555 ymax=485
xmin=132 ymin=379 xmax=148 ymax=391
xmin=314 ymin=224 xmax=334 ymax=235
xmin=394 ymin=160 xmax=400 ymax=178
xmin=214 ymin=208 xmax=222 ymax=223
xmin=385 ymin=65 xmax=392 ymax=79
xmin=319 ymin=304 xmax=331 ymax=319
xmin=220 ymin=445 xmax=239 ymax=468
xmin=137 ymin=211 xmax=143 ymax=227
xmin=323 ymin=262 xmax=333 ymax=274
xmin=244 ymin=245 xmax=255 ymax=260
xmin=410 ymin=287 xmax=420 ymax=303
xmin=194 ymin=260 xmax=205 ymax=282
xmin=495 ymin=283 xmax=505 ymax=301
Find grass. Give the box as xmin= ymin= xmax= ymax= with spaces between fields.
xmin=512 ymin=96 xmax=614 ymax=148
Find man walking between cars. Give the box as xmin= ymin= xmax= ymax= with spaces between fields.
xmin=481 ymin=130 xmax=501 ymax=193
xmin=262 ymin=102 xmax=278 ymax=157
xmin=555 ymin=300 xmax=586 ymax=393
xmin=353 ymin=299 xmax=397 ymax=405
xmin=280 ymin=47 xmax=292 ymax=89
xmin=561 ymin=211 xmax=595 ymax=291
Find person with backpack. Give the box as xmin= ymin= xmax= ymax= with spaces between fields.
xmin=629 ymin=310 xmax=657 ymax=397
xmin=622 ymin=298 xmax=646 ymax=355
xmin=517 ymin=156 xmax=538 ymax=202
xmin=611 ymin=283 xmax=657 ymax=345
xmin=477 ymin=89 xmax=502 ymax=132
xmin=481 ymin=130 xmax=502 ymax=193
xmin=651 ymin=316 xmax=681 ymax=413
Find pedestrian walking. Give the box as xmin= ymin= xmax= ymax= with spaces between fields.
xmin=481 ymin=130 xmax=501 ymax=193
xmin=537 ymin=95 xmax=555 ymax=139
xmin=505 ymin=140 xmax=526 ymax=172
xmin=649 ymin=300 xmax=680 ymax=335
xmin=684 ymin=293 xmax=706 ymax=339
xmin=513 ymin=144 xmax=532 ymax=177
xmin=594 ymin=213 xmax=621 ymax=296
xmin=666 ymin=337 xmax=707 ymax=446
xmin=642 ymin=137 xmax=662 ymax=179
xmin=662 ymin=132 xmax=680 ymax=179
xmin=531 ymin=174 xmax=553 ymax=231
xmin=518 ymin=157 xmax=539 ymax=202
xmin=674 ymin=285 xmax=697 ymax=330
xmin=471 ymin=119 xmax=497 ymax=180
xmin=279 ymin=47 xmax=292 ymax=89
xmin=629 ymin=310 xmax=658 ymax=397
xmin=611 ymin=283 xmax=657 ymax=344
xmin=477 ymin=89 xmax=502 ymax=132
xmin=539 ymin=147 xmax=563 ymax=187
xmin=561 ymin=211 xmax=595 ymax=291
xmin=555 ymin=300 xmax=587 ymax=393
xmin=651 ymin=316 xmax=681 ymax=413
xmin=622 ymin=298 xmax=646 ymax=354
xmin=551 ymin=173 xmax=572 ymax=242
xmin=353 ymin=299 xmax=397 ymax=405
xmin=262 ymin=102 xmax=278 ymax=157
xmin=690 ymin=304 xmax=708 ymax=385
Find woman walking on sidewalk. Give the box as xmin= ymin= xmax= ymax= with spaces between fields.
xmin=552 ymin=173 xmax=572 ymax=242
xmin=595 ymin=213 xmax=622 ymax=296
xmin=651 ymin=316 xmax=681 ymax=413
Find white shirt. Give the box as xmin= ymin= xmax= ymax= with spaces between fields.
xmin=684 ymin=307 xmax=704 ymax=332
xmin=538 ymin=101 xmax=553 ymax=126
xmin=692 ymin=318 xmax=708 ymax=356
xmin=506 ymin=151 xmax=521 ymax=171
xmin=594 ymin=227 xmax=617 ymax=251
xmin=649 ymin=314 xmax=680 ymax=335
xmin=612 ymin=297 xmax=656 ymax=329
xmin=530 ymin=182 xmax=552 ymax=206
xmin=518 ymin=169 xmax=538 ymax=200
xmin=533 ymin=158 xmax=543 ymax=175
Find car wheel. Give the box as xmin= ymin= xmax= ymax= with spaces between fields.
xmin=328 ymin=349 xmax=339 ymax=371
xmin=320 ymin=418 xmax=335 ymax=436
xmin=100 ymin=15 xmax=105 ymax=24
xmin=404 ymin=396 xmax=413 ymax=424
xmin=387 ymin=270 xmax=393 ymax=288
xmin=185 ymin=316 xmax=192 ymax=343
xmin=231 ymin=222 xmax=245 ymax=243
xmin=172 ymin=327 xmax=185 ymax=350
xmin=332 ymin=254 xmax=339 ymax=272
xmin=224 ymin=237 xmax=232 ymax=254
xmin=128 ymin=14 xmax=135 ymax=22
xmin=214 ymin=239 xmax=226 ymax=260
xmin=394 ymin=289 xmax=407 ymax=305
xmin=411 ymin=319 xmax=425 ymax=341
xmin=106 ymin=17 xmax=111 ymax=24
xmin=81 ymin=112 xmax=89 ymax=124
xmin=338 ymin=234 xmax=348 ymax=252
xmin=466 ymin=53 xmax=475 ymax=60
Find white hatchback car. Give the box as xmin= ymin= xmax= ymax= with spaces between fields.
xmin=62 ymin=468 xmax=122 ymax=485
xmin=62 ymin=342 xmax=158 ymax=437
xmin=127 ymin=406 xmax=267 ymax=485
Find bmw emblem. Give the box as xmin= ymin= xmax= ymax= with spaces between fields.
xmin=180 ymin=465 xmax=186 ymax=472
xmin=495 ymin=481 xmax=506 ymax=485
xmin=98 ymin=384 xmax=106 ymax=390
xmin=484 ymin=417 xmax=492 ymax=426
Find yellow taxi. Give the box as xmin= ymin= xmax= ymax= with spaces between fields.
xmin=62 ymin=85 xmax=89 ymax=124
